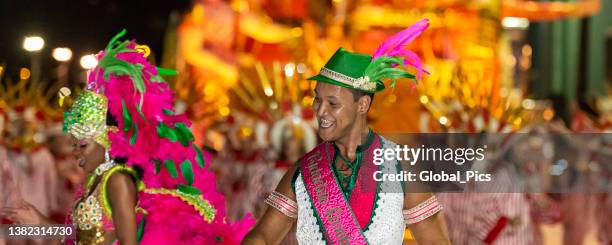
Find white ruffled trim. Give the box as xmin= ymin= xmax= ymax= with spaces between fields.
xmin=295 ymin=177 xmax=326 ymax=245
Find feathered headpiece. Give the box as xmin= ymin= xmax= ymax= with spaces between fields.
xmin=307 ymin=18 xmax=429 ymax=92
xmin=65 ymin=29 xmax=205 ymax=188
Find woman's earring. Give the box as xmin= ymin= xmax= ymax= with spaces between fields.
xmin=105 ymin=150 xmax=110 ymax=163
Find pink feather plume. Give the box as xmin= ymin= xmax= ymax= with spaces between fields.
xmin=372 ymin=18 xmax=430 ymax=80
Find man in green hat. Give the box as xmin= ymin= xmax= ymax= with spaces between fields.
xmin=243 ymin=19 xmax=449 ymax=245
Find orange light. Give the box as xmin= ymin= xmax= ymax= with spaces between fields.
xmin=543 ymin=108 xmax=555 ymax=121
xmin=20 ymin=68 xmax=31 ymax=80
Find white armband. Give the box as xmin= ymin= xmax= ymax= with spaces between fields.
xmin=403 ymin=195 xmax=442 ymax=225
xmin=264 ymin=191 xmax=298 ymax=218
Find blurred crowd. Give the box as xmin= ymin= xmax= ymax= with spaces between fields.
xmin=0 ymin=91 xmax=610 ymax=245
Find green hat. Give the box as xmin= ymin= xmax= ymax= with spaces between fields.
xmin=307 ymin=47 xmax=416 ymax=93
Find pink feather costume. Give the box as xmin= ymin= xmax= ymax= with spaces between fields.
xmin=63 ymin=30 xmax=254 ymax=244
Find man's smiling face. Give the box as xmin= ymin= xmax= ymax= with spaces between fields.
xmin=313 ymin=82 xmax=360 ymax=142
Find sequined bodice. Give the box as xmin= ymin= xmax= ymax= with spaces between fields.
xmin=72 ymin=177 xmax=113 ymax=244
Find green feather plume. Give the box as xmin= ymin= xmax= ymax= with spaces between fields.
xmin=363 ymin=56 xmax=416 ymax=89
xmin=96 ymin=29 xmax=147 ymax=107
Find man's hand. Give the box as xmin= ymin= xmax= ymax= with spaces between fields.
xmin=242 ymin=164 xmax=299 ymax=245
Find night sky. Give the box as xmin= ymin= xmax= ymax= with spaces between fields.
xmin=0 ymin=0 xmax=192 ymax=83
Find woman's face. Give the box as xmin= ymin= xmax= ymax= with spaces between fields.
xmin=70 ymin=135 xmax=106 ymax=174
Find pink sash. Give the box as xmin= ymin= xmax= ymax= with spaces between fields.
xmin=300 ymin=135 xmax=381 ymax=245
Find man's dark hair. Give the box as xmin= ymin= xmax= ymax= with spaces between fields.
xmin=349 ymin=89 xmax=375 ymax=110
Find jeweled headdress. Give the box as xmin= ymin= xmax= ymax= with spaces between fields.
xmin=63 ymin=91 xmax=110 ymax=147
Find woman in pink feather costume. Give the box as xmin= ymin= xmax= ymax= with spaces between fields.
xmin=1 ymin=30 xmax=254 ymax=244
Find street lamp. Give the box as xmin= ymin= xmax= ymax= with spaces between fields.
xmin=53 ymin=47 xmax=73 ymax=85
xmin=23 ymin=36 xmax=45 ymax=83
xmin=80 ymin=54 xmax=97 ymax=69
xmin=52 ymin=47 xmax=72 ymax=62
xmin=23 ymin=36 xmax=45 ymax=52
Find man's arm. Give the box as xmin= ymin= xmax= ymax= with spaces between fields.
xmin=242 ymin=164 xmax=299 ymax=245
xmin=404 ymin=193 xmax=450 ymax=245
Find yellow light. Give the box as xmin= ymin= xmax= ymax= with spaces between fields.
xmin=521 ymin=99 xmax=536 ymax=110
xmin=302 ymin=96 xmax=314 ymax=107
xmin=419 ymin=95 xmax=429 ymax=104
xmin=219 ymin=107 xmax=230 ymax=116
xmin=284 ymin=63 xmax=295 ymax=77
xmin=19 ymin=68 xmax=31 ymax=80
xmin=290 ymin=27 xmax=303 ymax=37
xmin=52 ymin=47 xmax=72 ymax=62
xmin=502 ymin=17 xmax=529 ymax=29
xmin=0 ymin=66 xmax=3 ymax=75
xmin=204 ymin=84 xmax=216 ymax=96
xmin=230 ymin=0 xmax=249 ymax=12
xmin=439 ymin=116 xmax=448 ymax=125
xmin=80 ymin=54 xmax=98 ymax=69
xmin=240 ymin=127 xmax=253 ymax=137
xmin=23 ymin=36 xmax=45 ymax=52
xmin=513 ymin=118 xmax=522 ymax=126
xmin=264 ymin=87 xmax=274 ymax=97
xmin=191 ymin=4 xmax=205 ymax=23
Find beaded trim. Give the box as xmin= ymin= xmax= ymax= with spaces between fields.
xmin=98 ymin=165 xmax=144 ymax=221
xmin=143 ymin=188 xmax=216 ymax=223
xmin=319 ymin=67 xmax=376 ymax=91
xmin=95 ymin=161 xmax=116 ymax=176
xmin=403 ymin=195 xmax=442 ymax=225
xmin=265 ymin=191 xmax=298 ymax=218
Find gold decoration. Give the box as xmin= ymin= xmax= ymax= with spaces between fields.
xmin=143 ymin=188 xmax=216 ymax=223
xmin=135 ymin=44 xmax=151 ymax=58
xmin=58 ymin=87 xmax=71 ymax=107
